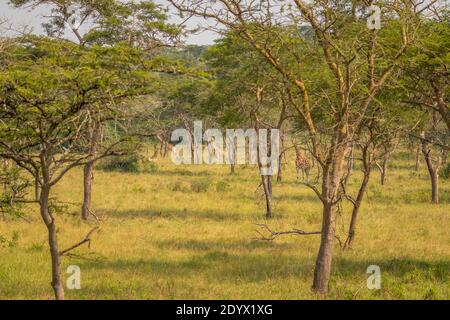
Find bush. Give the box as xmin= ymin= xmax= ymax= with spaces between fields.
xmin=172 ymin=181 xmax=191 ymax=192
xmin=216 ymin=180 xmax=231 ymax=192
xmin=190 ymin=180 xmax=210 ymax=193
xmin=97 ymin=155 xmax=158 ymax=173
xmin=440 ymin=163 xmax=450 ymax=180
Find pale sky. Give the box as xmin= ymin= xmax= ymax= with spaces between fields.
xmin=0 ymin=0 xmax=219 ymax=45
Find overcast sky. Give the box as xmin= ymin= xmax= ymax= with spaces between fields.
xmin=0 ymin=0 xmax=219 ymax=45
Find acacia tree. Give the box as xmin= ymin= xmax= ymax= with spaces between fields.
xmin=396 ymin=11 xmax=449 ymax=203
xmin=419 ymin=114 xmax=448 ymax=203
xmin=341 ymin=104 xmax=411 ymax=249
xmin=11 ymin=0 xmax=183 ymax=220
xmin=0 ymin=37 xmax=151 ymax=299
xmin=170 ymin=0 xmax=423 ymax=293
xmin=401 ymin=17 xmax=450 ymax=133
xmin=205 ymin=33 xmax=293 ymax=219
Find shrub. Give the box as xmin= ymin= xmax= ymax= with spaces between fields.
xmin=97 ymin=155 xmax=158 ymax=173
xmin=172 ymin=181 xmax=191 ymax=192
xmin=190 ymin=180 xmax=210 ymax=193
xmin=216 ymin=180 xmax=231 ymax=192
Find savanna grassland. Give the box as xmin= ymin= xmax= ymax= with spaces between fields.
xmin=0 ymin=150 xmax=449 ymax=300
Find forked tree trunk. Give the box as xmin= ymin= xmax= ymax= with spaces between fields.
xmin=82 ymin=122 xmax=101 ymax=220
xmin=313 ymin=140 xmax=347 ymax=293
xmin=376 ymin=156 xmax=389 ymax=186
xmin=40 ymin=183 xmax=64 ymax=300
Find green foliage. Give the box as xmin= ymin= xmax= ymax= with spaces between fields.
xmin=172 ymin=181 xmax=191 ymax=192
xmin=0 ymin=231 xmax=19 ymax=248
xmin=97 ymin=155 xmax=158 ymax=173
xmin=190 ymin=180 xmax=210 ymax=193
xmin=215 ymin=180 xmax=231 ymax=192
xmin=0 ymin=166 xmax=30 ymax=218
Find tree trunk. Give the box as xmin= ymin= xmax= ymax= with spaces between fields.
xmin=431 ymin=170 xmax=439 ymax=204
xmin=415 ymin=146 xmax=421 ymax=171
xmin=344 ymin=167 xmax=371 ymax=250
xmin=344 ymin=144 xmax=355 ymax=185
xmin=277 ymin=135 xmax=286 ymax=182
xmin=276 ymin=157 xmax=282 ymax=182
xmin=421 ymin=133 xmax=441 ymax=204
xmin=230 ymin=163 xmax=235 ymax=174
xmin=379 ymin=158 xmax=388 ymax=186
xmin=313 ymin=201 xmax=336 ymax=294
xmin=260 ymin=175 xmax=273 ymax=219
xmin=82 ymin=122 xmax=100 ymax=220
xmin=376 ymin=158 xmax=388 ymax=186
xmin=313 ymin=140 xmax=347 ymax=293
xmin=40 ymin=184 xmax=64 ymax=300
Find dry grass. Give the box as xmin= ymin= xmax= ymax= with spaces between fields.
xmin=0 ymin=151 xmax=449 ymax=300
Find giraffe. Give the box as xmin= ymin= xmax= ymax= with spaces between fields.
xmin=294 ymin=143 xmax=311 ymax=182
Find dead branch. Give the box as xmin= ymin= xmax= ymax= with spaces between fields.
xmin=59 ymin=227 xmax=99 ymax=256
xmin=254 ymin=224 xmax=321 ymax=241
xmin=254 ymin=223 xmax=344 ymax=249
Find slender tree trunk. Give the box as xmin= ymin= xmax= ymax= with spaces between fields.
xmin=380 ymin=159 xmax=388 ymax=186
xmin=277 ymin=157 xmax=283 ymax=182
xmin=415 ymin=146 xmax=421 ymax=171
xmin=344 ymin=144 xmax=355 ymax=185
xmin=40 ymin=183 xmax=64 ymax=300
xmin=82 ymin=122 xmax=100 ymax=220
xmin=421 ymin=133 xmax=441 ymax=204
xmin=260 ymin=175 xmax=273 ymax=219
xmin=230 ymin=163 xmax=235 ymax=174
xmin=431 ymin=170 xmax=439 ymax=204
xmin=376 ymin=157 xmax=389 ymax=186
xmin=344 ymin=166 xmax=371 ymax=250
xmin=277 ymin=135 xmax=286 ymax=182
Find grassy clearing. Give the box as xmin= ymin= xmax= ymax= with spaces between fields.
xmin=0 ymin=153 xmax=449 ymax=300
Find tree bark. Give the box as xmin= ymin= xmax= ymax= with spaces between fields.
xmin=313 ymin=138 xmax=347 ymax=293
xmin=431 ymin=170 xmax=439 ymax=204
xmin=82 ymin=122 xmax=100 ymax=220
xmin=344 ymin=143 xmax=355 ymax=185
xmin=421 ymin=133 xmax=441 ymax=204
xmin=313 ymin=201 xmax=336 ymax=294
xmin=380 ymin=159 xmax=388 ymax=186
xmin=415 ymin=146 xmax=421 ymax=171
xmin=344 ymin=166 xmax=371 ymax=250
xmin=40 ymin=183 xmax=64 ymax=300
xmin=276 ymin=158 xmax=283 ymax=182
xmin=261 ymin=175 xmax=273 ymax=219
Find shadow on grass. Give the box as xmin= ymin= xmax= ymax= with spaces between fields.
xmin=153 ymin=238 xmax=295 ymax=252
xmin=78 ymin=251 xmax=315 ymax=283
xmin=103 ymin=208 xmax=253 ymax=221
xmin=76 ymin=253 xmax=450 ymax=285
xmin=154 ymin=169 xmax=210 ymax=177
xmin=273 ymin=193 xmax=320 ymax=202
xmin=333 ymin=257 xmax=450 ymax=282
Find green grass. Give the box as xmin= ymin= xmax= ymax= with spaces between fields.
xmin=0 ymin=154 xmax=449 ymax=300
